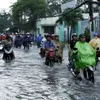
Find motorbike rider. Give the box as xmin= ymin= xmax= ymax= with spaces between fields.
xmin=2 ymin=35 xmax=13 ymax=47
xmin=2 ymin=35 xmax=15 ymax=60
xmin=42 ymin=34 xmax=56 ymax=65
xmin=96 ymin=34 xmax=100 ymax=57
xmin=23 ymin=34 xmax=30 ymax=49
xmin=36 ymin=34 xmax=43 ymax=48
xmin=14 ymin=34 xmax=22 ymax=48
xmin=89 ymin=33 xmax=98 ymax=49
xmin=54 ymin=35 xmax=64 ymax=63
xmin=39 ymin=34 xmax=47 ymax=58
xmin=68 ymin=34 xmax=78 ymax=71
xmin=72 ymin=34 xmax=96 ymax=83
xmin=89 ymin=33 xmax=100 ymax=65
xmin=70 ymin=33 xmax=78 ymax=50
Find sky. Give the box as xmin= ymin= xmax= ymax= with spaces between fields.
xmin=0 ymin=0 xmax=17 ymax=12
xmin=0 ymin=0 xmax=98 ymax=12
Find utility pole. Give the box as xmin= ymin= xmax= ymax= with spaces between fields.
xmin=88 ymin=0 xmax=94 ymax=32
xmin=98 ymin=0 xmax=100 ymax=33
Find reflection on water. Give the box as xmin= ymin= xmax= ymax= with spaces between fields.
xmin=0 ymin=47 xmax=99 ymax=100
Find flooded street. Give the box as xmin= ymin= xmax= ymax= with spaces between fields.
xmin=0 ymin=46 xmax=100 ymax=100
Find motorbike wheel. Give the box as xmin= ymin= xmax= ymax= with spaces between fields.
xmin=50 ymin=60 xmax=54 ymax=68
xmin=84 ymin=68 xmax=95 ymax=83
xmin=39 ymin=51 xmax=45 ymax=58
xmin=88 ymin=70 xmax=95 ymax=84
xmin=24 ymin=45 xmax=29 ymax=50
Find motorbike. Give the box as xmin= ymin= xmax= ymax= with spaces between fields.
xmin=0 ymin=42 xmax=3 ymax=52
xmin=67 ymin=59 xmax=94 ymax=83
xmin=39 ymin=48 xmax=45 ymax=58
xmin=67 ymin=48 xmax=94 ymax=83
xmin=96 ymin=47 xmax=100 ymax=61
xmin=23 ymin=42 xmax=30 ymax=50
xmin=67 ymin=48 xmax=79 ymax=78
xmin=45 ymin=47 xmax=55 ymax=67
xmin=67 ymin=57 xmax=79 ymax=78
xmin=83 ymin=66 xmax=94 ymax=83
xmin=3 ymin=45 xmax=15 ymax=60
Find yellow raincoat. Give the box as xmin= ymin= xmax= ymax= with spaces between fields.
xmin=54 ymin=40 xmax=64 ymax=57
xmin=89 ymin=37 xmax=100 ymax=50
xmin=89 ymin=37 xmax=99 ymax=49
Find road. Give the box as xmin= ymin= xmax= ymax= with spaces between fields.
xmin=0 ymin=46 xmax=100 ymax=100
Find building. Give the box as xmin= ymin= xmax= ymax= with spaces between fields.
xmin=36 ymin=17 xmax=59 ymax=36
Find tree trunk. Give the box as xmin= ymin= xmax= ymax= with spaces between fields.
xmin=67 ymin=26 xmax=70 ymax=44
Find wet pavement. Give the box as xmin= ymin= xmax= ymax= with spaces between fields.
xmin=0 ymin=46 xmax=100 ymax=100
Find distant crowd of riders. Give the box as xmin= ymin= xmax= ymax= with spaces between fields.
xmin=0 ymin=33 xmax=34 ymax=60
xmin=0 ymin=32 xmax=100 ymax=84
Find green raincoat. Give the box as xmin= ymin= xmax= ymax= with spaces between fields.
xmin=72 ymin=41 xmax=96 ymax=71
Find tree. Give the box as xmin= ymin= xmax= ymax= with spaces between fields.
xmin=46 ymin=0 xmax=72 ymax=16
xmin=0 ymin=12 xmax=12 ymax=33
xmin=84 ymin=28 xmax=91 ymax=42
xmin=46 ymin=0 xmax=62 ymax=16
xmin=56 ymin=8 xmax=83 ymax=43
xmin=11 ymin=0 xmax=46 ymax=32
xmin=57 ymin=8 xmax=83 ymax=27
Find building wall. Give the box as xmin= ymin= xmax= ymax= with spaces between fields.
xmin=36 ymin=17 xmax=59 ymax=36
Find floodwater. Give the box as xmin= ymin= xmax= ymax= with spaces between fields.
xmin=0 ymin=46 xmax=100 ymax=100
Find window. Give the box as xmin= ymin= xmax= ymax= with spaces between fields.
xmin=43 ymin=26 xmax=54 ymax=34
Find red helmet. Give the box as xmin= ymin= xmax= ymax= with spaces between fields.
xmin=98 ymin=34 xmax=100 ymax=38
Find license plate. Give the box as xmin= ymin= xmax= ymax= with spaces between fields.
xmin=98 ymin=57 xmax=100 ymax=60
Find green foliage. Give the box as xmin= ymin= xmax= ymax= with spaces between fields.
xmin=56 ymin=8 xmax=83 ymax=27
xmin=46 ymin=0 xmax=72 ymax=16
xmin=0 ymin=12 xmax=12 ymax=33
xmin=11 ymin=0 xmax=46 ymax=31
xmin=84 ymin=28 xmax=91 ymax=42
xmin=46 ymin=0 xmax=62 ymax=16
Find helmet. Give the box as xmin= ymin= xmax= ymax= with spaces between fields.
xmin=79 ymin=34 xmax=85 ymax=38
xmin=94 ymin=33 xmax=98 ymax=37
xmin=55 ymin=35 xmax=59 ymax=37
xmin=51 ymin=34 xmax=56 ymax=37
xmin=98 ymin=34 xmax=100 ymax=38
xmin=72 ymin=33 xmax=77 ymax=38
xmin=46 ymin=34 xmax=51 ymax=37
